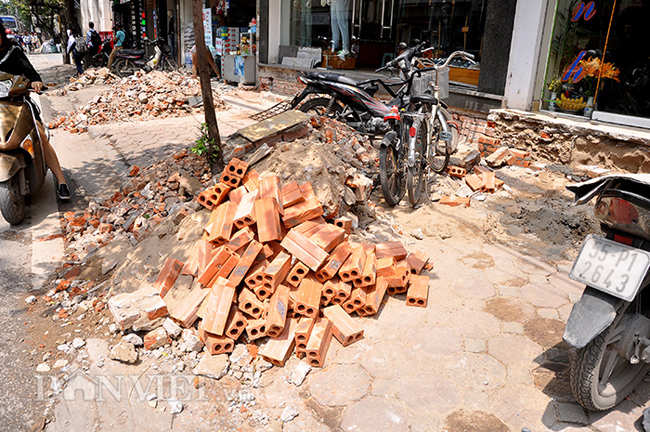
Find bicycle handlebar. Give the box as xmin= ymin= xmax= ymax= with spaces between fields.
xmin=438 ymin=51 xmax=475 ymax=69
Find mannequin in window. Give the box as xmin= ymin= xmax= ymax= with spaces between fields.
xmin=322 ymin=0 xmax=350 ymax=58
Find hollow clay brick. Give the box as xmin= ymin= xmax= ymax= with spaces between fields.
xmin=407 ymin=275 xmax=429 ymax=308
xmin=227 ymin=226 xmax=255 ymax=251
xmin=242 ymin=169 xmax=261 ymax=192
xmin=207 ymin=250 xmax=241 ymax=287
xmin=154 ymin=257 xmax=184 ymax=298
xmin=309 ymin=224 xmax=346 ymax=252
xmin=266 ymin=284 xmax=290 ymax=338
xmin=281 ymin=181 xmax=304 ymax=208
xmin=294 ymin=218 xmax=325 ymax=237
xmin=208 ymin=201 xmax=238 ymax=245
xmin=199 ymin=329 xmax=235 ymax=355
xmin=238 ymin=288 xmax=265 ymax=319
xmin=254 ymin=243 xmax=276 ymax=263
xmin=233 ymin=190 xmax=260 ymax=230
xmin=224 ymin=305 xmax=249 ymax=340
xmin=385 ymin=261 xmax=411 ymax=295
xmin=315 ymin=241 xmax=353 ymax=283
xmin=362 ymin=277 xmax=388 ymax=316
xmin=322 ymin=304 xmax=364 ymax=346
xmin=294 ymin=277 xmax=322 ymax=318
xmin=376 ymin=256 xmax=396 ymax=277
xmin=465 ymin=173 xmax=486 ymax=192
xmin=244 ymin=260 xmax=269 ymax=289
xmin=375 ymin=241 xmax=408 ymax=260
xmin=220 ymin=159 xmax=244 ymax=188
xmin=342 ymin=287 xmax=367 ymax=314
xmin=355 ymin=252 xmax=377 ymax=288
xmin=282 ymin=187 xmax=324 ymax=227
xmin=334 ymin=217 xmax=352 ymax=234
xmin=483 ymin=171 xmax=496 ymax=193
xmin=197 ymin=183 xmax=230 ymax=210
xmin=263 ymin=252 xmax=292 ymax=294
xmin=260 ymin=317 xmax=298 ymax=366
xmin=305 ymin=317 xmax=333 ymax=367
xmin=331 ymin=280 xmax=352 ymax=305
xmin=199 ymin=277 xmax=236 ymax=336
xmin=406 ymin=250 xmax=429 ymax=275
xmin=226 ymin=157 xmax=249 ymax=179
xmin=170 ymin=282 xmax=210 ymax=328
xmin=198 ymin=246 xmax=234 ymax=286
xmin=228 ymin=240 xmax=263 ymax=287
xmin=294 ymin=316 xmax=316 ymax=352
xmin=287 ymin=261 xmax=310 ymax=287
xmin=245 ymin=318 xmax=268 ymax=341
xmin=281 ymin=229 xmax=329 ymax=271
xmin=446 ymin=165 xmax=467 ymax=179
xmin=255 ymin=197 xmax=283 ymax=243
xmin=228 ymin=185 xmax=248 ymax=206
xmin=259 ymin=174 xmax=284 ymax=214
xmin=339 ymin=245 xmax=367 ymax=282
xmin=321 ymin=280 xmax=337 ymax=306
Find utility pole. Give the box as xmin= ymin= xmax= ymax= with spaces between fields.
xmin=191 ymin=0 xmax=223 ymax=170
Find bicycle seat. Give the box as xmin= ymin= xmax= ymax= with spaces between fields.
xmin=119 ymin=49 xmax=145 ymax=57
xmin=411 ymin=94 xmax=439 ymax=105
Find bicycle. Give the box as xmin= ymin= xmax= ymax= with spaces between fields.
xmin=406 ymin=50 xmax=475 ymax=206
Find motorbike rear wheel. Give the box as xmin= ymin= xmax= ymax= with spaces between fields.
xmin=299 ymin=97 xmax=343 ymax=118
xmin=570 ymin=299 xmax=650 ymax=410
xmin=113 ymin=58 xmax=137 ymax=77
xmin=0 ymin=174 xmax=25 ymax=225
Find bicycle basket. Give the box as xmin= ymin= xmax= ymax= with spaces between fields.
xmin=411 ymin=67 xmax=449 ymax=100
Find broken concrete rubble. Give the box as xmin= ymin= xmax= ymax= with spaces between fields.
xmin=49 ymin=70 xmax=227 ymax=133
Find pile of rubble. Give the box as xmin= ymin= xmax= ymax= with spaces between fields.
xmin=107 ymin=157 xmax=432 ymax=370
xmin=249 ymin=115 xmax=378 ymax=221
xmin=48 ymin=70 xmax=227 ymax=133
xmin=52 ymin=67 xmax=119 ymax=96
xmin=60 ymin=148 xmax=210 ymax=262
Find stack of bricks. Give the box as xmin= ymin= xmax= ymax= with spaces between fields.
xmin=148 ymin=157 xmax=432 ymax=369
xmin=464 ymin=166 xmax=504 ymax=194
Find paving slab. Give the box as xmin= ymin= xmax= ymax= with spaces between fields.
xmin=340 ymin=396 xmax=410 ymax=432
xmin=307 ymin=363 xmax=371 ymax=407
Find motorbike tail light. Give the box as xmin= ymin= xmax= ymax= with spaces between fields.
xmin=613 ymin=233 xmax=634 ymax=246
xmin=409 ymin=126 xmax=417 ymax=138
xmin=595 ymin=196 xmax=650 ymax=239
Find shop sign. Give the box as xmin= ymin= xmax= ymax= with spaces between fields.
xmin=202 ymin=8 xmax=213 ymax=47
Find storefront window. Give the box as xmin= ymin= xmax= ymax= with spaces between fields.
xmin=543 ymin=0 xmax=650 ymax=122
xmin=285 ymin=0 xmax=486 ymax=80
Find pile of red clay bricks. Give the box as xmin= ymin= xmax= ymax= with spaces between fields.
xmin=477 ymin=135 xmax=532 ymax=168
xmin=155 ymin=157 xmax=431 ymax=367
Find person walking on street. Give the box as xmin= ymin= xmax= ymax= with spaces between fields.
xmin=86 ymin=22 xmax=101 ymax=56
xmin=0 ymin=22 xmax=71 ymax=199
xmin=67 ymin=27 xmax=84 ymax=77
xmin=108 ymin=24 xmax=125 ymax=69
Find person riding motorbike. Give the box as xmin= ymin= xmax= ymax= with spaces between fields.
xmin=0 ymin=22 xmax=71 ymax=199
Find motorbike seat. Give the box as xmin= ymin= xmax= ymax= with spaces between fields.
xmin=118 ymin=49 xmax=145 ymax=57
xmin=305 ymin=71 xmax=361 ymax=87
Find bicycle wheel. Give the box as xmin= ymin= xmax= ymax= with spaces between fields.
xmin=429 ymin=113 xmax=450 ymax=173
xmin=379 ymin=138 xmax=406 ymax=206
xmin=406 ymin=116 xmax=426 ymax=207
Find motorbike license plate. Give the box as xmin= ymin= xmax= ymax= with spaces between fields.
xmin=570 ymin=235 xmax=650 ymax=301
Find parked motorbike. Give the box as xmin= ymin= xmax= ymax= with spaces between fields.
xmin=112 ymin=38 xmax=177 ymax=77
xmin=89 ymin=38 xmax=112 ymax=68
xmin=563 ymin=174 xmax=650 ymax=410
xmin=290 ymin=42 xmax=443 ymax=137
xmin=0 ymin=74 xmax=48 ymax=224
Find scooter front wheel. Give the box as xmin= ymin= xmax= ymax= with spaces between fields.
xmin=0 ymin=174 xmax=25 ymax=225
xmin=570 ymin=299 xmax=650 ymax=410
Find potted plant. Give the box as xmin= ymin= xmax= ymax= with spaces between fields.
xmin=577 ymin=55 xmax=621 ymax=116
xmin=547 ymin=77 xmax=562 ymax=111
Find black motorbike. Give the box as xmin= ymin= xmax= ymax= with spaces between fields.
xmin=290 ymin=42 xmax=443 ymax=137
xmin=564 ymin=174 xmax=650 ymax=410
xmin=89 ymin=38 xmax=112 ymax=68
xmin=112 ymin=38 xmax=177 ymax=77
